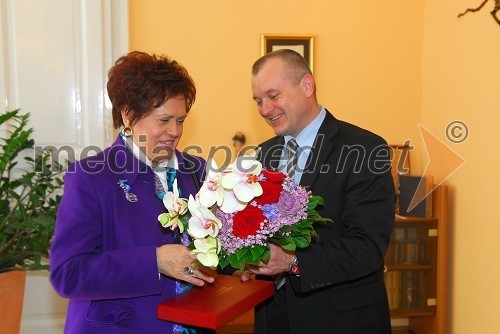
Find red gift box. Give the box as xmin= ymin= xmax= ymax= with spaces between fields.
xmin=157 ymin=275 xmax=274 ymax=329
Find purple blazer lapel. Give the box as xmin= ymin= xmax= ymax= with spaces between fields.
xmin=108 ymin=136 xmax=205 ymax=200
xmin=109 ymin=135 xmax=149 ymax=187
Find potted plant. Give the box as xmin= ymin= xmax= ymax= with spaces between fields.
xmin=0 ymin=109 xmax=64 ymax=333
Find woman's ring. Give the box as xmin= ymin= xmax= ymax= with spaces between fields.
xmin=183 ymin=266 xmax=195 ymax=276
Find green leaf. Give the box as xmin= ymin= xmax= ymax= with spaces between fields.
xmin=0 ymin=110 xmax=66 ymax=272
xmin=307 ymin=195 xmax=323 ymax=210
xmin=235 ymin=248 xmax=249 ymax=261
xmin=0 ymin=109 xmax=20 ymax=126
xmin=294 ymin=235 xmax=311 ymax=248
xmin=219 ymin=256 xmax=230 ymax=270
xmin=261 ymin=248 xmax=271 ymax=263
xmin=296 ymin=220 xmax=314 ymax=228
xmin=228 ymin=254 xmax=243 ymax=270
xmin=273 ymin=236 xmax=296 ymax=251
xmin=250 ymin=245 xmax=267 ymax=261
xmin=241 ymin=250 xmax=255 ymax=264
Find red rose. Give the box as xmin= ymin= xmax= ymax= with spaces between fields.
xmin=255 ymin=181 xmax=282 ymax=205
xmin=262 ymin=169 xmax=286 ymax=184
xmin=232 ymin=205 xmax=266 ymax=238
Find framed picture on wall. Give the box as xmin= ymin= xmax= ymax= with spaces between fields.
xmin=261 ymin=34 xmax=314 ymax=72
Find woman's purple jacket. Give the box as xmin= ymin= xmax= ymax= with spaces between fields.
xmin=50 ymin=136 xmax=205 ymax=333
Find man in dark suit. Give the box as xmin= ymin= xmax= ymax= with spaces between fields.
xmin=248 ymin=49 xmax=395 ymax=333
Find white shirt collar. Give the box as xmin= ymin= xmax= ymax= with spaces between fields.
xmin=122 ymin=134 xmax=178 ymax=170
xmin=284 ymin=105 xmax=326 ymax=147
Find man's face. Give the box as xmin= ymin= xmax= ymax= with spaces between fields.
xmin=251 ymin=58 xmax=310 ymax=137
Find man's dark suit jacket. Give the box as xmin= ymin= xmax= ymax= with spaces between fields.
xmin=255 ymin=110 xmax=395 ymax=334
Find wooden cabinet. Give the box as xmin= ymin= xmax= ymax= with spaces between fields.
xmin=386 ymin=186 xmax=448 ymax=334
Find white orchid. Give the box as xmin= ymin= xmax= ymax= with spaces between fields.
xmin=221 ymin=155 xmax=263 ymax=204
xmin=190 ymin=236 xmax=220 ymax=268
xmin=198 ymin=159 xmax=225 ymax=208
xmin=158 ymin=179 xmax=188 ymax=233
xmin=187 ymin=195 xmax=222 ymax=239
xmin=219 ymin=188 xmax=247 ymax=214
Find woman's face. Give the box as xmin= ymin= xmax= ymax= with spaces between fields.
xmin=122 ymin=94 xmax=187 ymax=164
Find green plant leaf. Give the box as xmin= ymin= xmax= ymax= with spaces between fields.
xmin=218 ymin=255 xmax=230 ymax=270
xmin=228 ymin=254 xmax=243 ymax=270
xmin=250 ymin=245 xmax=267 ymax=261
xmin=294 ymin=235 xmax=311 ymax=248
xmin=307 ymin=195 xmax=323 ymax=210
xmin=0 ymin=110 xmax=65 ymax=272
xmin=261 ymin=248 xmax=271 ymax=263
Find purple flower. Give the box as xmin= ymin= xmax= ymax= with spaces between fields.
xmin=215 ymin=208 xmax=230 ymax=225
xmin=277 ymin=191 xmax=303 ymax=217
xmin=261 ymin=204 xmax=279 ymax=221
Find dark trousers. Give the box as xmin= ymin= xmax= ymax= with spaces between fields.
xmin=254 ymin=285 xmax=289 ymax=334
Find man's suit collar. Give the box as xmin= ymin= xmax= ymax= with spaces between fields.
xmin=258 ymin=109 xmax=339 ymax=187
xmin=300 ymin=109 xmax=338 ymax=187
xmin=260 ymin=136 xmax=284 ymax=170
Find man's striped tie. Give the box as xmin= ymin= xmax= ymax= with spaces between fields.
xmin=286 ymin=138 xmax=299 ymax=180
xmin=274 ymin=138 xmax=299 ymax=290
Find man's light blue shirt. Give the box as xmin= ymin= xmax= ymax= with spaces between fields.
xmin=281 ymin=105 xmax=326 ymax=184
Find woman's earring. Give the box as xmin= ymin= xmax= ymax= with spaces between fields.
xmin=122 ymin=127 xmax=133 ymax=137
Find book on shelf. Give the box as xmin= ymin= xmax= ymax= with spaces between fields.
xmin=403 ymin=271 xmax=419 ymax=309
xmin=394 ymin=227 xmax=405 ymax=241
xmin=384 ymin=271 xmax=401 ymax=309
xmin=387 ymin=227 xmax=426 ymax=264
xmin=385 ymin=270 xmax=430 ymax=311
xmin=418 ymin=270 xmax=427 ymax=308
xmin=398 ymin=175 xmax=433 ymax=218
xmin=399 ymin=270 xmax=429 ymax=310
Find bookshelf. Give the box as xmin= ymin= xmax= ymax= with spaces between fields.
xmin=385 ymin=185 xmax=448 ymax=334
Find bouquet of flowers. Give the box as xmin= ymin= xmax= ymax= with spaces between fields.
xmin=158 ymin=155 xmax=331 ymax=270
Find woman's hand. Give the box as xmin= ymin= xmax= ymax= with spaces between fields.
xmin=156 ymin=244 xmax=215 ymax=286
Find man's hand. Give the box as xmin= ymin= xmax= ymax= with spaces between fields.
xmin=246 ymin=243 xmax=295 ymax=276
xmin=232 ymin=269 xmax=251 ymax=281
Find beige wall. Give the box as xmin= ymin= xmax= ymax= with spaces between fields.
xmin=130 ymin=0 xmax=500 ymax=332
xmin=129 ymin=0 xmax=425 ymax=167
xmin=423 ymin=1 xmax=500 ymax=333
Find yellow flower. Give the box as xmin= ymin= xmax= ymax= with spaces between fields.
xmin=158 ymin=179 xmax=188 ymax=232
xmin=190 ymin=236 xmax=220 ymax=268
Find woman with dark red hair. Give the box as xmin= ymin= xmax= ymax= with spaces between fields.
xmin=50 ymin=51 xmax=214 ymax=333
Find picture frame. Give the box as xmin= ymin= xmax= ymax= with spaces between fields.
xmin=261 ymin=34 xmax=314 ymax=72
